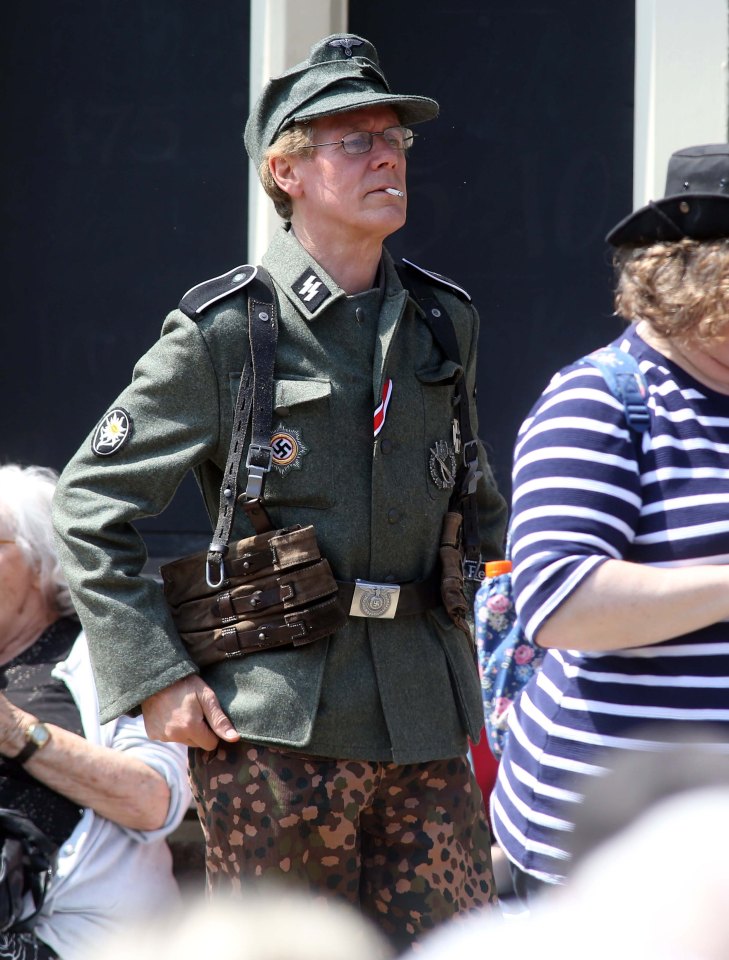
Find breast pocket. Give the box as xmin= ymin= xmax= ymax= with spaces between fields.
xmin=257 ymin=377 xmax=335 ymax=509
xmin=417 ymin=361 xmax=463 ymax=502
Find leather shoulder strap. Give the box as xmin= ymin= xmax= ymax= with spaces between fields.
xmin=396 ymin=262 xmax=482 ymax=569
xmin=205 ymin=268 xmax=277 ymax=586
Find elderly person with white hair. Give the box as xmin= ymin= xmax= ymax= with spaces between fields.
xmin=0 ymin=463 xmax=190 ymax=960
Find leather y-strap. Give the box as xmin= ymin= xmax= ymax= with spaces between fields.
xmin=206 ymin=268 xmax=278 ymax=587
xmin=396 ymin=267 xmax=482 ymax=567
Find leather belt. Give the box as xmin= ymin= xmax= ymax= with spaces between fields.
xmin=337 ymin=571 xmax=441 ymax=620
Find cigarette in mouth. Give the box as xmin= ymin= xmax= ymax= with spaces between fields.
xmin=385 ymin=188 xmax=404 ymax=197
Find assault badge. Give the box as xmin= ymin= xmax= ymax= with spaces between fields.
xmin=350 ymin=581 xmax=400 ymax=619
xmin=429 ymin=440 xmax=456 ymax=490
xmin=91 ymin=408 xmax=133 ymax=457
xmin=270 ymin=424 xmax=308 ymax=476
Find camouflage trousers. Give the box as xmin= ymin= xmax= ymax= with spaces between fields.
xmin=189 ymin=741 xmax=497 ymax=950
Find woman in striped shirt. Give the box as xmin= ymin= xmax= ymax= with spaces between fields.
xmin=491 ymin=143 xmax=729 ymax=899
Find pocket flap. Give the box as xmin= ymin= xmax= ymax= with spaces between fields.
xmin=416 ymin=360 xmax=463 ymax=384
xmin=274 ymin=378 xmax=331 ymax=412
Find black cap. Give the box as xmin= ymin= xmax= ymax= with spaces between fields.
xmin=607 ymin=143 xmax=729 ymax=246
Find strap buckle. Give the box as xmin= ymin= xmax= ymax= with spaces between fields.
xmin=460 ymin=440 xmax=482 ymax=496
xmin=244 ymin=444 xmax=273 ymax=499
xmin=349 ymin=581 xmax=401 ymax=619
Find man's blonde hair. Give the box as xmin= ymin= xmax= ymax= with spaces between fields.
xmin=614 ymin=238 xmax=729 ymax=342
xmin=258 ymin=123 xmax=314 ymax=221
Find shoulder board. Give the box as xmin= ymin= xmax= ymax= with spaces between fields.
xmin=400 ymin=258 xmax=471 ymax=302
xmin=179 ymin=264 xmax=257 ymax=319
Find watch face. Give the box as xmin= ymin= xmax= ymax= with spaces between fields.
xmin=28 ymin=723 xmax=51 ymax=747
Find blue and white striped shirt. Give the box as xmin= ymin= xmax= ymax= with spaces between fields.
xmin=491 ymin=324 xmax=729 ymax=882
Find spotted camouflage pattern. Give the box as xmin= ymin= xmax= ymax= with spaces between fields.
xmin=189 ymin=741 xmax=497 ymax=950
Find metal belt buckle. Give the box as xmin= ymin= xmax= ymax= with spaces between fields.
xmin=349 ymin=580 xmax=400 ymax=619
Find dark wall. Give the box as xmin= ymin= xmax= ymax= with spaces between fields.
xmin=350 ymin=1 xmax=635 ymax=497
xmin=1 ymin=1 xmax=633 ymax=555
xmin=1 ymin=0 xmax=249 ymax=553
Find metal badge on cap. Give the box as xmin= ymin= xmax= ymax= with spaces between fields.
xmin=328 ymin=37 xmax=364 ymax=57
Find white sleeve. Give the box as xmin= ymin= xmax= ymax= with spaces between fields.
xmin=104 ymin=714 xmax=191 ymax=842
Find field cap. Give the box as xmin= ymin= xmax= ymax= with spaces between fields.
xmin=607 ymin=143 xmax=729 ymax=246
xmin=244 ymin=33 xmax=439 ymax=170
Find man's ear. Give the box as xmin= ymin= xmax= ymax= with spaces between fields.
xmin=269 ymin=155 xmax=304 ymax=199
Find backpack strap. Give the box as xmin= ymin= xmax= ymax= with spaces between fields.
xmin=577 ymin=346 xmax=650 ymax=433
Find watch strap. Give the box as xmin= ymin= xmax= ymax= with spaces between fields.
xmin=13 ymin=739 xmax=40 ymax=764
xmin=13 ymin=722 xmax=50 ymax=764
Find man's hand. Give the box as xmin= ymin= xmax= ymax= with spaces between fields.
xmin=141 ymin=675 xmax=240 ymax=750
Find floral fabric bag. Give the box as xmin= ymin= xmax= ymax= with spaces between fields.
xmin=475 ymin=557 xmax=544 ymax=758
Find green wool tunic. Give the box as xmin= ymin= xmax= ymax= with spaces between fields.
xmin=52 ymin=226 xmax=507 ymax=764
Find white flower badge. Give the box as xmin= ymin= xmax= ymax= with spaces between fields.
xmin=92 ymin=408 xmax=133 ymax=457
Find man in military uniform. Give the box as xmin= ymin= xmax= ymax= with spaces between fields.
xmin=52 ymin=33 xmax=506 ymax=949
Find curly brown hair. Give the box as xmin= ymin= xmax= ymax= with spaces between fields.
xmin=258 ymin=124 xmax=314 ymax=221
xmin=614 ymin=238 xmax=729 ymax=342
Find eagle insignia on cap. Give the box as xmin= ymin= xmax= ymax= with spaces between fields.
xmin=328 ymin=37 xmax=364 ymax=57
xmin=91 ymin=408 xmax=133 ymax=457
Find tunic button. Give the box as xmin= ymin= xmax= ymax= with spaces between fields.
xmin=387 ymin=508 xmax=400 ymax=524
xmin=380 ymin=438 xmax=392 ymax=454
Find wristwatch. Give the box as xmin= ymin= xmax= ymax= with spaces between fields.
xmin=13 ymin=720 xmax=52 ymax=764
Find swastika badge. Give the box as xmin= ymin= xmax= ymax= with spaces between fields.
xmin=91 ymin=408 xmax=133 ymax=457
xmin=270 ymin=425 xmax=309 ymax=476
xmin=292 ymin=268 xmax=332 ymax=312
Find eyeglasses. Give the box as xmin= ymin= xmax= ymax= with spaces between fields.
xmin=310 ymin=125 xmax=416 ymax=156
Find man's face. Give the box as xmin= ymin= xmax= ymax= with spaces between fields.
xmin=288 ymin=105 xmax=408 ymax=245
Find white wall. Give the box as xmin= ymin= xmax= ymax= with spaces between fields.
xmin=247 ymin=0 xmax=348 ymax=263
xmin=634 ymin=0 xmax=729 ymax=206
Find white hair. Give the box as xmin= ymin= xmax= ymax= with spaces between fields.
xmin=0 ymin=464 xmax=76 ymax=619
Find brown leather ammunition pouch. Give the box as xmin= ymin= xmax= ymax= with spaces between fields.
xmin=160 ymin=524 xmax=346 ymax=667
xmin=439 ymin=510 xmax=472 ymax=641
